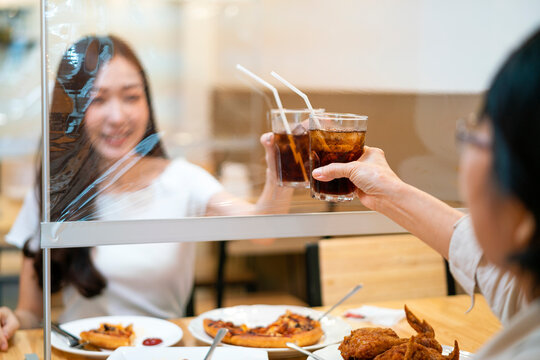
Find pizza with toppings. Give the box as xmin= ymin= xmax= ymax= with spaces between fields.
xmin=79 ymin=323 xmax=135 ymax=350
xmin=203 ymin=310 xmax=323 ymax=348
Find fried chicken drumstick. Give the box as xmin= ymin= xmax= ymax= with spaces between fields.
xmin=338 ymin=306 xmax=459 ymax=360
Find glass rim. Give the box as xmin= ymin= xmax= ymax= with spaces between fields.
xmin=270 ymin=108 xmax=325 ymax=114
xmin=311 ymin=112 xmax=368 ymax=121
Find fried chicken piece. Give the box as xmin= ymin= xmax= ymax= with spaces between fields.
xmin=444 ymin=341 xmax=460 ymax=360
xmin=372 ymin=341 xmax=408 ymax=360
xmin=339 ymin=306 xmax=456 ymax=360
xmin=374 ymin=337 xmax=460 ymax=360
xmin=404 ymin=305 xmax=442 ymax=353
xmin=404 ymin=305 xmax=435 ymax=338
xmin=339 ymin=327 xmax=407 ymax=360
xmin=413 ymin=335 xmax=443 ymax=352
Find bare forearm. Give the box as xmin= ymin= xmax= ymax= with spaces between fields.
xmin=255 ymin=176 xmax=294 ymax=215
xmin=374 ymin=182 xmax=465 ymax=259
xmin=14 ymin=308 xmax=41 ymax=329
xmin=206 ymin=178 xmax=293 ymax=217
xmin=16 ymin=257 xmax=44 ymax=329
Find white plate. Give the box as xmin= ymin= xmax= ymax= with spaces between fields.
xmin=188 ymin=305 xmax=352 ymax=359
xmin=51 ymin=315 xmax=183 ymax=359
xmin=307 ymin=343 xmax=475 ymax=360
xmin=107 ymin=346 xmax=268 ymax=360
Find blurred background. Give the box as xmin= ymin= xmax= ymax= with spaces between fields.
xmin=1 ymin=0 xmax=540 ymax=314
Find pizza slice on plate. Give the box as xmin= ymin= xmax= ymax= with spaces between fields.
xmin=203 ymin=310 xmax=323 ymax=348
xmin=80 ymin=323 xmax=135 ymax=350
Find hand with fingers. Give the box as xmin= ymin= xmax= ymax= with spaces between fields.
xmin=0 ymin=306 xmax=20 ymax=351
xmin=311 ymin=146 xmax=404 ymax=211
xmin=260 ymin=132 xmax=279 ymax=184
xmin=249 ymin=132 xmax=295 ymax=245
xmin=259 ymin=131 xmax=294 ymax=204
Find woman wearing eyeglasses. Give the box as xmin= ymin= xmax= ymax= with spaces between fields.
xmin=312 ymin=28 xmax=540 ymax=359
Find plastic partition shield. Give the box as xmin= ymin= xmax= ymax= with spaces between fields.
xmin=35 ymin=2 xmax=540 ymax=359
xmin=39 ymin=0 xmax=409 ymax=249
xmin=37 ymin=0 xmax=522 ymax=249
xmin=36 ymin=0 xmax=540 ymax=248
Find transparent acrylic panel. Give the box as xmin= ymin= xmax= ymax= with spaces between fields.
xmin=34 ymin=0 xmax=540 ymax=247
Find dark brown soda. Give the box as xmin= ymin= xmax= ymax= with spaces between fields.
xmin=309 ymin=129 xmax=366 ymax=196
xmin=274 ymin=132 xmax=310 ymax=185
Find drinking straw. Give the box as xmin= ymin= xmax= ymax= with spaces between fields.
xmin=270 ymin=71 xmax=322 ymax=129
xmin=270 ymin=71 xmax=330 ymax=154
xmin=236 ymin=64 xmax=291 ymax=134
xmin=236 ymin=64 xmax=308 ymax=182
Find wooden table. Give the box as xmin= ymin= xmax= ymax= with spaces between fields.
xmin=3 ymin=294 xmax=501 ymax=360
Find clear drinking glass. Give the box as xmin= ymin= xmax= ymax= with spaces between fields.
xmin=309 ymin=112 xmax=368 ymax=201
xmin=270 ymin=108 xmax=323 ymax=188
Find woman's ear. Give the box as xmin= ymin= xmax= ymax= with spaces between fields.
xmin=514 ymin=208 xmax=536 ymax=250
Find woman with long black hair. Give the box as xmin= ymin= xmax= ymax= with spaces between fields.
xmin=0 ymin=35 xmax=291 ymax=351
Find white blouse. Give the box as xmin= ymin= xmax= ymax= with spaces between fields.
xmin=7 ymin=158 xmax=223 ymax=321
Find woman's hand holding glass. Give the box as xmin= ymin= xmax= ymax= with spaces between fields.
xmin=256 ymin=131 xmax=295 ymax=214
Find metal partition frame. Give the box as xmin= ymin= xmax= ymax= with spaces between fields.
xmin=40 ymin=212 xmax=407 ymax=248
xmin=39 ymin=0 xmax=51 ymax=359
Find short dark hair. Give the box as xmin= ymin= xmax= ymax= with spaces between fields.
xmin=482 ymin=27 xmax=540 ymax=291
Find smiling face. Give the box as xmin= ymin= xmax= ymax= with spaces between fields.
xmin=84 ymin=56 xmax=149 ymax=164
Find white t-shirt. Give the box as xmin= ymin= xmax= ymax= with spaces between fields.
xmin=6 ymin=158 xmax=223 ymax=322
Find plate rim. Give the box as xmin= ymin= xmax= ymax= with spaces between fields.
xmin=108 ymin=346 xmax=269 ymax=360
xmin=51 ymin=315 xmax=183 ymax=358
xmin=188 ymin=304 xmax=351 ymax=353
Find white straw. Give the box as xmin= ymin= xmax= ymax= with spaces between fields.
xmin=270 ymin=71 xmax=322 ymax=128
xmin=236 ymin=64 xmax=291 ymax=134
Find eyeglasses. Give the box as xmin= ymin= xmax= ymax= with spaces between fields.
xmin=455 ymin=114 xmax=492 ymax=151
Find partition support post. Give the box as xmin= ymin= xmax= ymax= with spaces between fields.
xmin=40 ymin=0 xmax=51 ymax=359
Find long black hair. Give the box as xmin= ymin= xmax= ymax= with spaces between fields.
xmin=26 ymin=35 xmax=167 ymax=297
xmin=481 ymin=27 xmax=540 ymax=291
